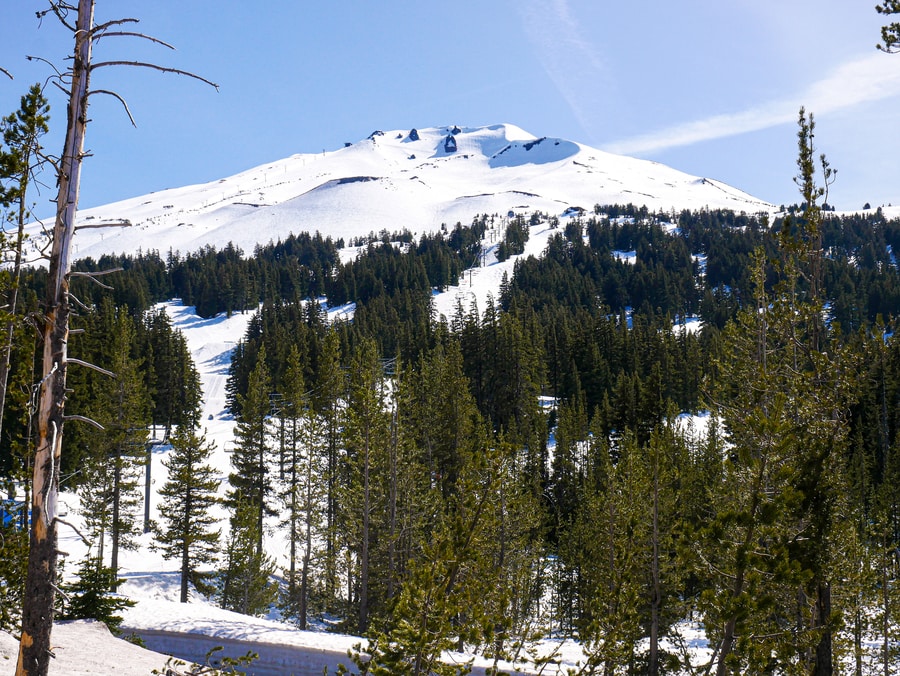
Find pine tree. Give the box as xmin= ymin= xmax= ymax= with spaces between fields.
xmin=689 ymin=111 xmax=857 ymax=676
xmin=218 ymin=499 xmax=277 ymax=616
xmin=278 ymin=345 xmax=326 ymax=629
xmin=699 ymin=258 xmax=855 ymax=674
xmin=871 ymin=437 xmax=900 ymax=674
xmin=154 ymin=425 xmax=221 ymax=603
xmin=0 ymin=84 xmax=49 ymax=442
xmin=348 ymin=433 xmax=505 ymax=675
xmin=569 ymin=428 xmax=649 ymax=674
xmin=59 ymin=556 xmax=135 ymax=634
xmin=342 ymin=338 xmax=391 ymax=634
xmin=314 ymin=329 xmax=346 ymax=611
xmin=0 ymin=518 xmax=27 ymax=632
xmin=645 ymin=415 xmax=691 ymax=675
xmin=877 ymin=0 xmax=900 ymax=52
xmin=78 ymin=305 xmax=150 ymax=577
xmin=227 ymin=346 xmax=275 ymax=556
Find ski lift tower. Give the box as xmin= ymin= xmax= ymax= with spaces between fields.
xmin=144 ymin=426 xmax=169 ymax=533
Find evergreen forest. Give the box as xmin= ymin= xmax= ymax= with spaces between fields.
xmin=2 ymin=92 xmax=900 ymax=674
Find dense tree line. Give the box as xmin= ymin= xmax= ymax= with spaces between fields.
xmin=3 ymin=123 xmax=900 ymax=671
xmin=214 ymin=149 xmax=900 ymax=671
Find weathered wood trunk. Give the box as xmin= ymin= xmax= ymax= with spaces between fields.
xmin=648 ymin=452 xmax=661 ymax=676
xmin=180 ymin=494 xmax=191 ymax=604
xmin=16 ymin=2 xmax=93 ymax=674
xmin=813 ymin=580 xmax=833 ymax=676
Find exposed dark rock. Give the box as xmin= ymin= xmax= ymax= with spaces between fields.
xmin=336 ymin=176 xmax=379 ymax=185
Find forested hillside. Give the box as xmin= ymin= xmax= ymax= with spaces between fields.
xmin=3 ymin=180 xmax=900 ymax=671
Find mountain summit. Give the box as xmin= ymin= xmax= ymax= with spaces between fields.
xmin=61 ymin=123 xmax=771 ymax=261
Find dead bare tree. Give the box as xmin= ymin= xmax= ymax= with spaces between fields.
xmin=16 ymin=3 xmax=216 ymax=674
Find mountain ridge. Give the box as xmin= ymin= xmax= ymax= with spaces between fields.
xmin=46 ymin=123 xmax=773 ymax=262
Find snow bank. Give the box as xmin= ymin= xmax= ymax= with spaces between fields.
xmin=0 ymin=620 xmax=184 ymax=675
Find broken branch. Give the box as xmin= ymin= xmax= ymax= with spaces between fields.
xmin=89 ymin=17 xmax=139 ymax=36
xmin=67 ymin=293 xmax=91 ymax=312
xmin=25 ymin=55 xmax=65 ymax=80
xmin=94 ymin=31 xmax=175 ymax=51
xmin=69 ymin=267 xmax=124 ymax=277
xmin=62 ymin=414 xmax=105 ymax=430
xmin=66 ymin=357 xmax=116 ymax=379
xmin=87 ymin=89 xmax=136 ymax=126
xmin=38 ymin=3 xmax=78 ymax=32
xmin=68 ymin=274 xmax=114 ymax=290
xmin=90 ymin=60 xmax=219 ymax=90
xmin=54 ymin=517 xmax=91 ymax=546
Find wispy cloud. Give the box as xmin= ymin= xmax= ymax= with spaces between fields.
xmin=520 ymin=0 xmax=612 ymax=141
xmin=604 ymin=52 xmax=900 ymax=156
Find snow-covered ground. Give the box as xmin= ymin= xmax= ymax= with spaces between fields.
xmin=10 ymin=123 xmax=767 ymax=672
xmin=7 ymin=122 xmax=899 ymax=675
xmin=7 ymin=297 xmax=526 ymax=674
xmin=0 ymin=620 xmax=185 ymax=675
xmin=26 ymin=123 xmax=773 ymax=266
xmin=30 ymin=204 xmax=723 ymax=673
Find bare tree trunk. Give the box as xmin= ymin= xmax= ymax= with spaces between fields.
xmin=111 ymin=450 xmax=121 ymax=576
xmin=648 ymin=450 xmax=661 ymax=676
xmin=883 ymin=541 xmax=890 ymax=676
xmin=16 ymin=2 xmax=93 ymax=674
xmin=288 ymin=434 xmax=299 ymax=624
xmin=813 ymin=581 xmax=833 ymax=676
xmin=386 ymin=403 xmax=397 ymax=602
xmin=300 ymin=439 xmax=312 ymax=630
xmin=180 ymin=493 xmax=191 ymax=603
xmin=358 ymin=428 xmax=370 ymax=635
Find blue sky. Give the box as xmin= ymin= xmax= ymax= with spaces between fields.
xmin=1 ymin=1 xmax=897 ymax=211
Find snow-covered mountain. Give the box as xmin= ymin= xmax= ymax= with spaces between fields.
xmin=8 ymin=124 xmax=765 ymax=674
xmin=54 ymin=123 xmax=771 ymax=262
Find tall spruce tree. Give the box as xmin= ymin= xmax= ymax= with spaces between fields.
xmin=155 ymin=425 xmax=221 ymax=603
xmin=342 ymin=338 xmax=392 ymax=634
xmin=314 ymin=329 xmax=346 ymax=610
xmin=227 ymin=346 xmax=275 ymax=556
xmin=78 ymin=305 xmax=150 ymax=577
xmin=279 ymin=344 xmax=326 ymax=628
xmin=143 ymin=309 xmax=202 ymax=435
xmin=698 ymin=111 xmax=855 ymax=674
xmin=218 ymin=499 xmax=277 ymax=616
xmin=0 ymin=84 xmax=49 ymax=443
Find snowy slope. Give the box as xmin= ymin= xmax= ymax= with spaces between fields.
xmin=36 ymin=299 xmax=580 ymax=674
xmin=13 ymin=124 xmax=769 ymax=674
xmin=41 ymin=123 xmax=772 ymax=263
